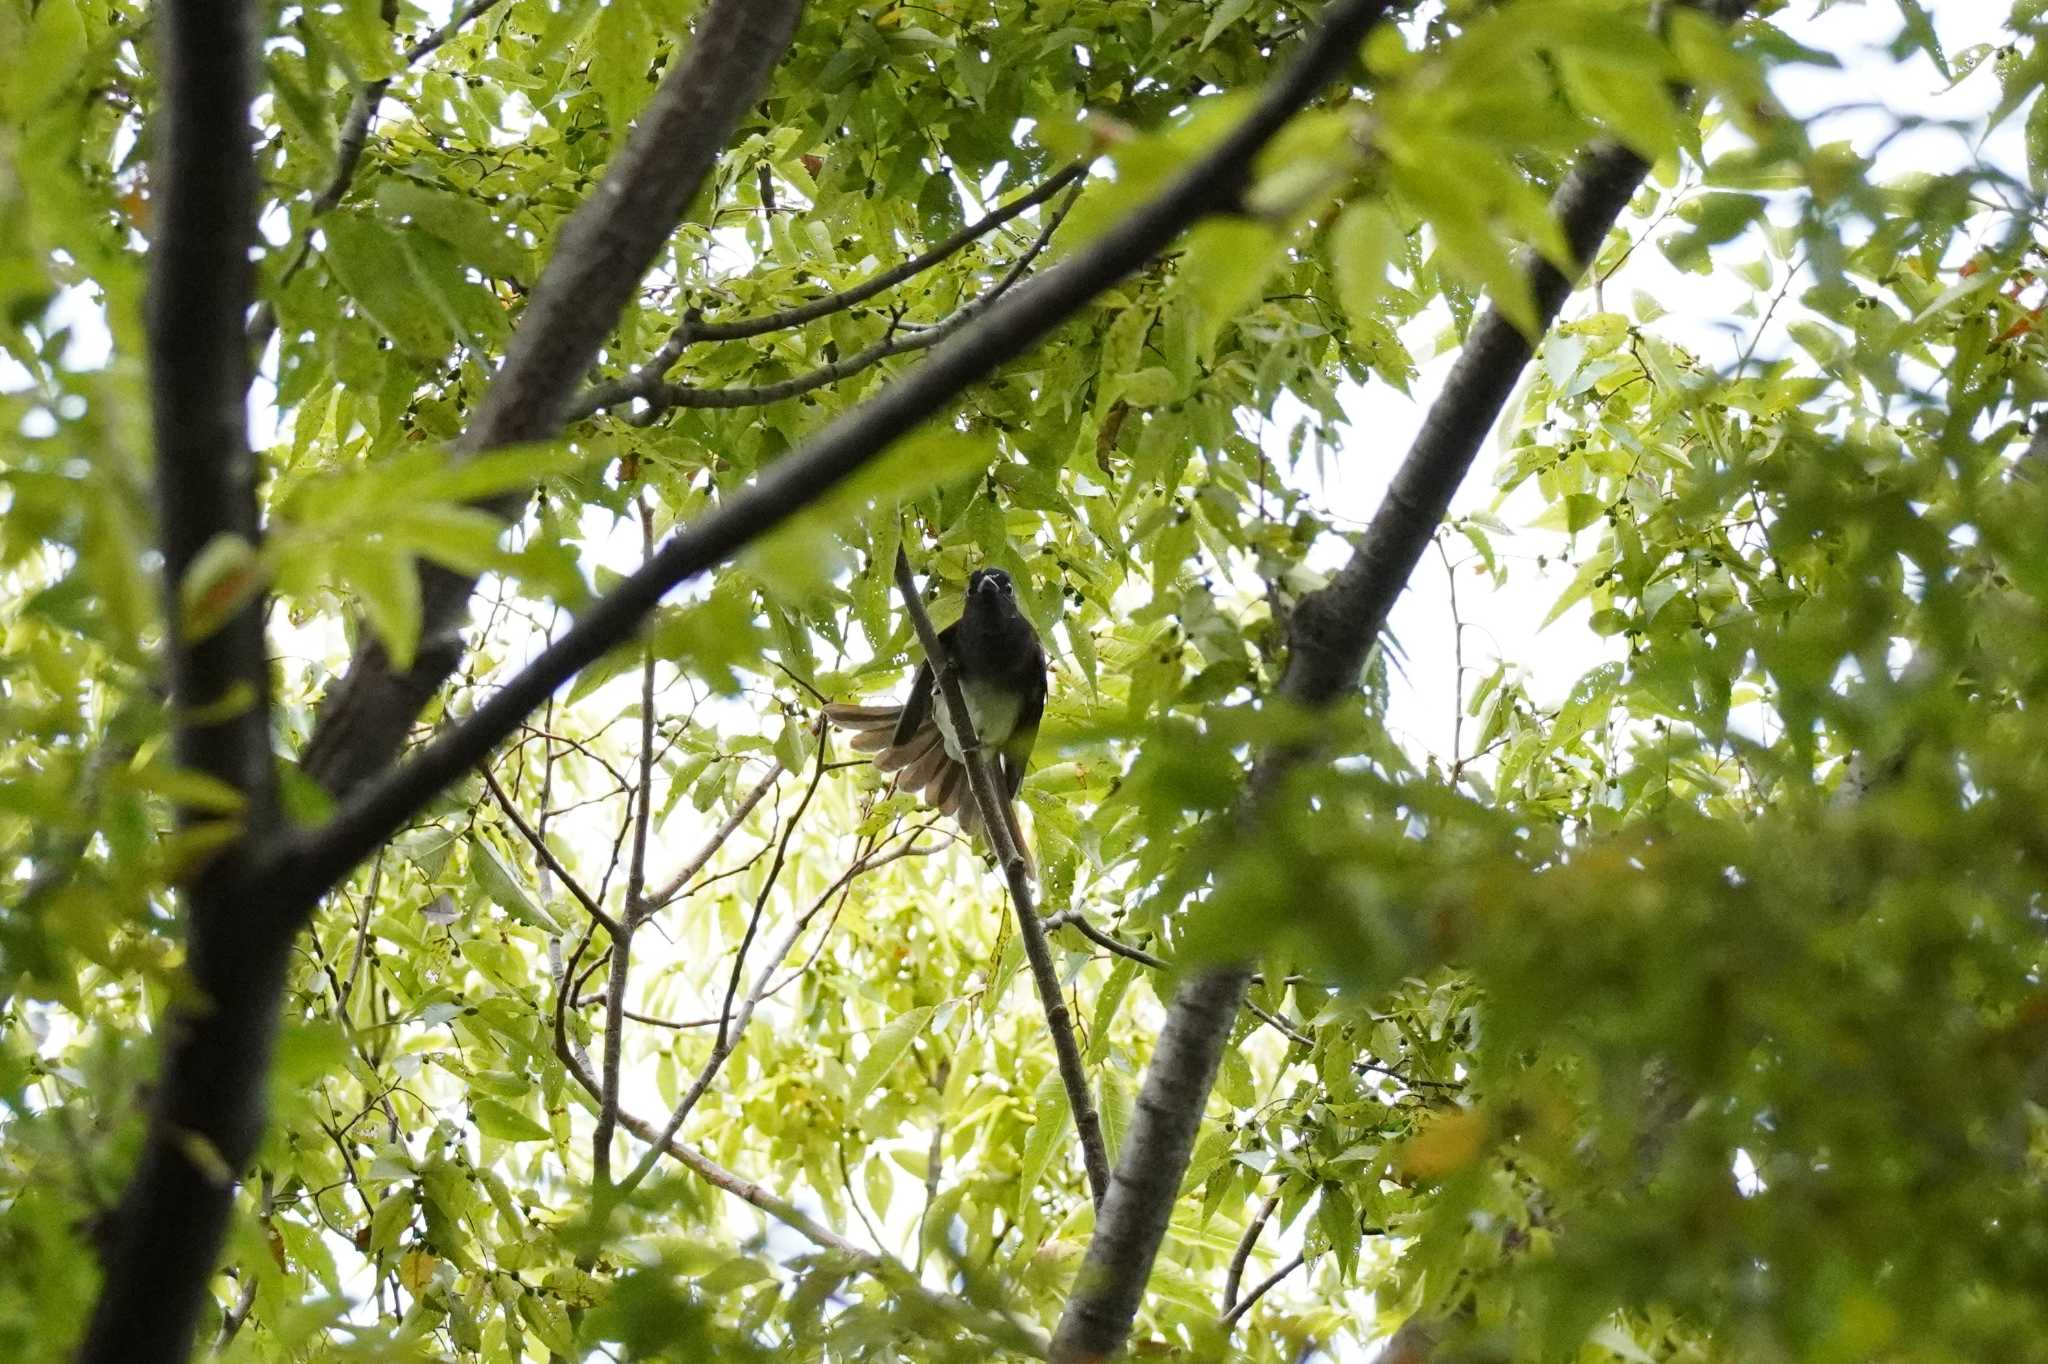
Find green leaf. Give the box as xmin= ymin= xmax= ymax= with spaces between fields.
xmin=848 ymin=1005 xmax=935 ymax=1109
xmin=1019 ymin=1070 xmax=1071 ymax=1193
xmin=471 ymin=1100 xmax=551 ymax=1143
xmin=1560 ymin=52 xmax=1688 ymax=163
xmin=1180 ymin=219 xmax=1288 ymax=359
xmin=1199 ymin=0 xmax=1255 ymax=51
xmin=592 ymin=0 xmax=658 ymax=134
xmin=322 ymin=211 xmax=456 ymax=362
xmin=341 ymin=538 xmax=423 ymax=671
xmin=469 ymin=836 xmax=562 ymax=934
xmin=1330 ymin=200 xmax=1404 ymax=344
xmin=9 ymin=0 xmax=85 ymax=116
xmin=368 ymin=1187 xmax=414 ymax=1254
xmin=374 ymin=181 xmax=532 ymax=280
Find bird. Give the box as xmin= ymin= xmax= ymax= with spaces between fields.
xmin=824 ymin=566 xmax=1045 ymax=875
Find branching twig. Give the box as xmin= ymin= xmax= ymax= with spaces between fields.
xmin=892 ymin=547 xmax=1112 ymax=1207
xmin=1218 ymin=1251 xmax=1307 ymax=1328
xmin=1043 ymin=910 xmax=1167 ymax=970
xmin=572 ymin=163 xmax=1086 ymax=412
xmin=1222 ymin=1193 xmax=1281 ymax=1315
xmin=606 ymin=750 xmax=860 ymax=1205
xmin=479 ymin=762 xmax=620 ymax=937
xmin=571 ymin=169 xmax=1084 ymax=422
xmin=718 ymin=736 xmax=830 ymax=1053
xmin=646 ymin=760 xmax=784 ymax=908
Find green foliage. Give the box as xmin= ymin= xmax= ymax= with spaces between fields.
xmin=6 ymin=0 xmax=2048 ymax=1361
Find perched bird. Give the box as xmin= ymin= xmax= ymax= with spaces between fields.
xmin=824 ymin=567 xmax=1045 ymax=873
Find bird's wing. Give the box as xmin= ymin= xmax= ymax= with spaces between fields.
xmin=891 ymin=654 xmax=935 ymax=748
xmin=823 ymin=702 xmax=903 ymax=754
xmin=1000 ymin=643 xmax=1047 ymax=799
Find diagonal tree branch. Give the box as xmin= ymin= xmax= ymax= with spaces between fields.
xmin=891 ymin=547 xmax=1112 ymax=1207
xmin=1045 ymin=0 xmax=1754 ymax=1350
xmin=299 ymin=0 xmax=806 ymax=798
xmin=275 ymin=0 xmax=1404 ymax=934
xmin=1218 ymin=1251 xmax=1308 ymax=1329
xmin=1222 ymin=1192 xmax=1282 ymax=1316
xmin=79 ymin=0 xmax=280 ymax=1356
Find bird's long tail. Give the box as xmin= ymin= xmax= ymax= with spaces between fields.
xmin=822 ymin=703 xmax=1034 ymax=878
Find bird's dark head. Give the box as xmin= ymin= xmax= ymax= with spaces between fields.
xmin=968 ymin=567 xmax=1014 ymax=600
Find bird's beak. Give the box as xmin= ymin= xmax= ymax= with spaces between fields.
xmin=973 ymin=577 xmax=1000 ymax=597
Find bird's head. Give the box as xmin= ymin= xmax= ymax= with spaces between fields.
xmin=968 ymin=567 xmax=1014 ymax=600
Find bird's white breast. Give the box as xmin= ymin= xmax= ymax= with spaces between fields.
xmin=935 ymin=676 xmax=1022 ymax=761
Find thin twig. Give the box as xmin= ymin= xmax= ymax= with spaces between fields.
xmin=478 ymin=762 xmax=620 ymax=937
xmin=1222 ymin=1193 xmax=1281 ymax=1314
xmin=575 ymin=163 xmax=1086 ymax=412
xmin=1218 ymin=1251 xmax=1307 ymax=1328
xmin=595 ymin=502 xmax=663 ymax=1186
xmin=607 ymin=745 xmax=849 ymax=1204
xmin=211 ymin=1174 xmax=272 ymax=1353
xmin=891 ymin=547 xmax=1112 ymax=1207
xmin=918 ymin=1057 xmax=951 ymax=1267
xmin=575 ymin=171 xmax=1085 ymax=423
xmin=718 ymin=736 xmax=829 ymax=1053
xmin=1044 ymin=910 xmax=1167 ymax=970
xmin=646 ymin=759 xmax=784 ymax=908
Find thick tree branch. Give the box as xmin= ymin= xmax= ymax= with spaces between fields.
xmin=1046 ymin=10 xmax=1749 ymax=1352
xmin=892 ymin=548 xmax=1112 ymax=1207
xmin=80 ymin=0 xmax=279 ymax=1357
xmin=299 ymin=0 xmax=805 ymax=798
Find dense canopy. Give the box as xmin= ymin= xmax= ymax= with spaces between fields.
xmin=4 ymin=1 xmax=2048 ymax=1362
